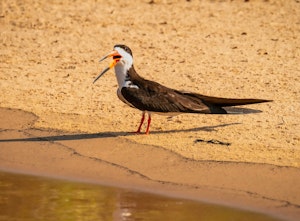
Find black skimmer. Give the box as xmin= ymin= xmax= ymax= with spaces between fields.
xmin=93 ymin=44 xmax=272 ymax=134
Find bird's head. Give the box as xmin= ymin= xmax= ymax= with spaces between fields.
xmin=93 ymin=44 xmax=133 ymax=84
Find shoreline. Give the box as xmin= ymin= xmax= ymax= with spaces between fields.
xmin=0 ymin=107 xmax=299 ymax=221
xmin=1 ymin=1 xmax=299 ymax=220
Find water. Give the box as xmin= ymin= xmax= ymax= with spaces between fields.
xmin=0 ymin=171 xmax=281 ymax=221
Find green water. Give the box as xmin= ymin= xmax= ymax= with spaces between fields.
xmin=0 ymin=171 xmax=281 ymax=221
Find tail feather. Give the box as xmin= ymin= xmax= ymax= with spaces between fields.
xmin=182 ymin=92 xmax=272 ymax=107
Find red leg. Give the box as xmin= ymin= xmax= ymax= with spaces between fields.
xmin=145 ymin=113 xmax=151 ymax=135
xmin=136 ymin=112 xmax=145 ymax=133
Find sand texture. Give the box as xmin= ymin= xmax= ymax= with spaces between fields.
xmin=0 ymin=0 xmax=300 ymax=220
xmin=1 ymin=0 xmax=299 ymax=166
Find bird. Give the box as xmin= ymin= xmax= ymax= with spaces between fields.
xmin=93 ymin=44 xmax=272 ymax=134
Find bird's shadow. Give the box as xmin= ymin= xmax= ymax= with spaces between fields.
xmin=0 ymin=123 xmax=239 ymax=143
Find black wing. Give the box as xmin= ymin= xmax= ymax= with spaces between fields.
xmin=180 ymin=92 xmax=272 ymax=107
xmin=120 ymin=80 xmax=216 ymax=113
xmin=121 ymin=66 xmax=271 ymax=114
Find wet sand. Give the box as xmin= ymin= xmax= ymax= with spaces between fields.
xmin=0 ymin=108 xmax=300 ymax=220
xmin=1 ymin=0 xmax=300 ymax=220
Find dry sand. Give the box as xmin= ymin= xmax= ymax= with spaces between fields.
xmin=0 ymin=0 xmax=300 ymax=220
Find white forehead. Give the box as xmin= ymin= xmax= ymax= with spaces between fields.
xmin=114 ymin=47 xmax=133 ymax=64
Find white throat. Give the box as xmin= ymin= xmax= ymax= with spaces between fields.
xmin=114 ymin=63 xmax=128 ymax=88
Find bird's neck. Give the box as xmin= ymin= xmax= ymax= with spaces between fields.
xmin=114 ymin=64 xmax=142 ymax=89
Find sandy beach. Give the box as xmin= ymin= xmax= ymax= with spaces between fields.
xmin=1 ymin=0 xmax=300 ymax=220
xmin=1 ymin=107 xmax=300 ymax=220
